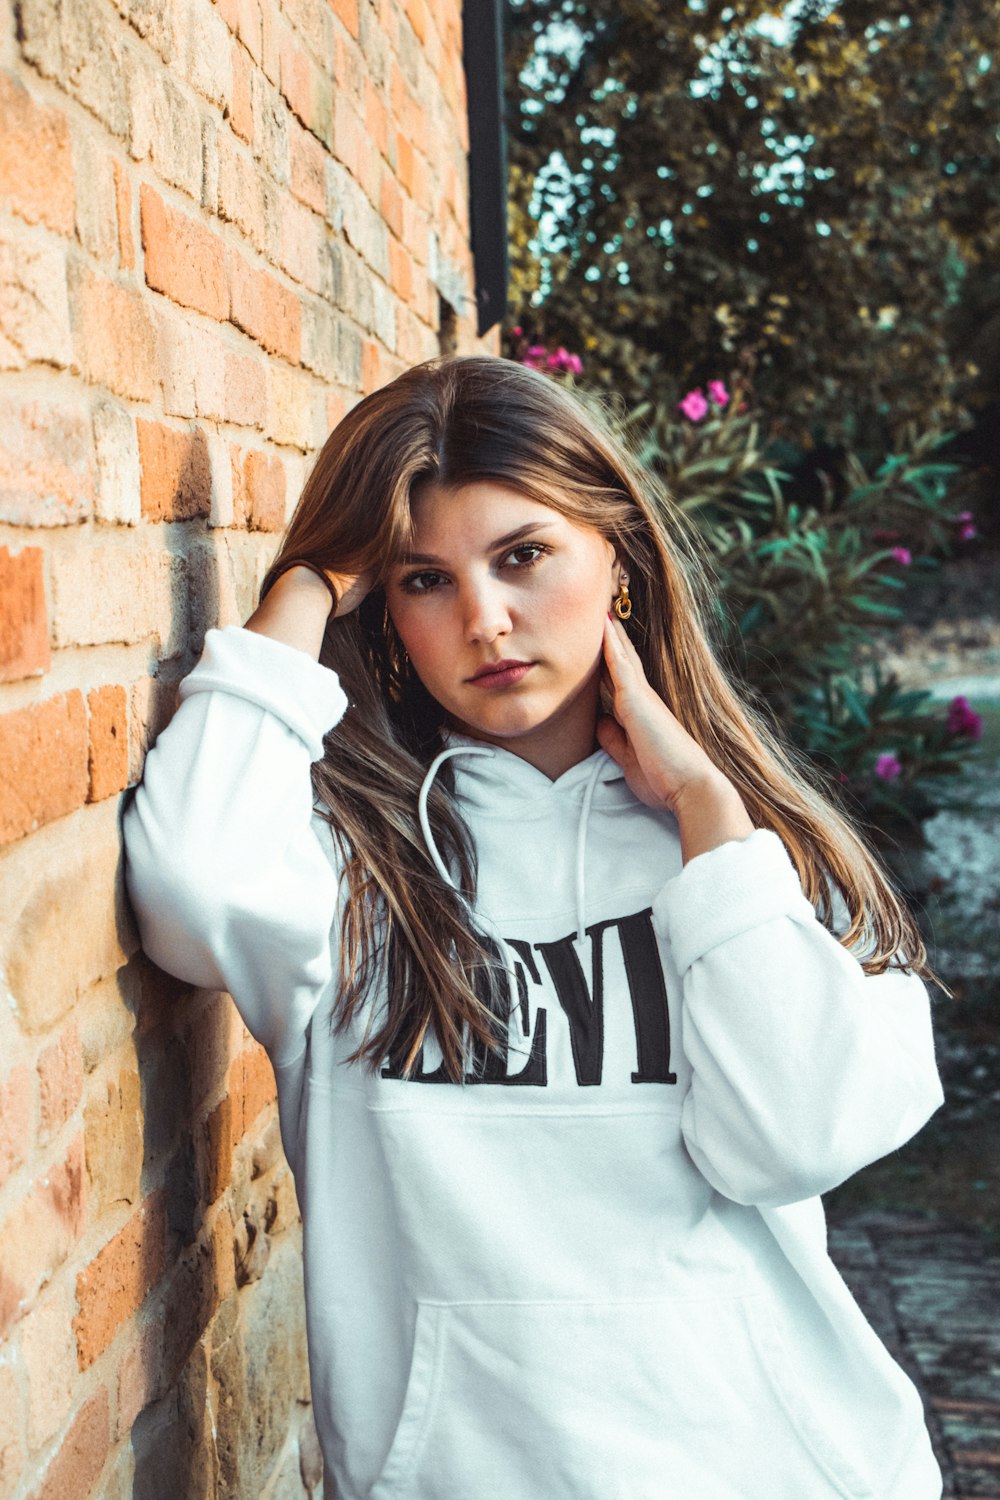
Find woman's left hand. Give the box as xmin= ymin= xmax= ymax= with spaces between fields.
xmin=593 ymin=615 xmax=749 ymax=852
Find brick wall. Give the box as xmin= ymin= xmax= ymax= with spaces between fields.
xmin=0 ymin=0 xmax=495 ymax=1487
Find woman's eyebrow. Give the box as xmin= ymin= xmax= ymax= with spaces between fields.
xmin=398 ymin=520 xmax=556 ymax=567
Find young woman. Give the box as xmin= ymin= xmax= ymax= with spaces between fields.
xmin=124 ymin=353 xmax=945 ymax=1499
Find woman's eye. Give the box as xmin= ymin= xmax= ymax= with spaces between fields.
xmin=400 ymin=570 xmax=448 ymax=593
xmin=503 ymin=542 xmax=550 ymax=569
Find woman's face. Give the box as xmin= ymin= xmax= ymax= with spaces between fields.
xmin=384 ymin=481 xmax=623 ymax=777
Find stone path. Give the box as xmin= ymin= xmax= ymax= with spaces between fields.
xmin=829 ymin=1212 xmax=1000 ymax=1498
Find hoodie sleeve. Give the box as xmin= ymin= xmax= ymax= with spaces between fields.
xmin=122 ymin=626 xmax=349 ymax=1067
xmin=651 ymin=829 xmax=944 ymax=1209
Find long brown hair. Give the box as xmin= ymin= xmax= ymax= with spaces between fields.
xmin=262 ymin=353 xmax=935 ymax=1081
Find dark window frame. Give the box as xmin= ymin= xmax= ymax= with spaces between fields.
xmin=462 ymin=0 xmax=509 ymax=336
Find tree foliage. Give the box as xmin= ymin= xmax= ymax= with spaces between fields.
xmin=505 ymin=0 xmax=1000 ymax=451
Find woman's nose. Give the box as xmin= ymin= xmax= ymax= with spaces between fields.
xmin=462 ymin=581 xmax=511 ymax=644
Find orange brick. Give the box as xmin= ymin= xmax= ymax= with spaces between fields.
xmin=225 ymin=1043 xmax=276 ymax=1149
xmin=112 ymin=160 xmax=134 ymax=271
xmin=216 ymin=0 xmax=263 ymax=64
xmin=279 ymin=38 xmax=312 ymax=125
xmin=0 ymin=397 xmax=94 ymax=526
xmin=30 ymin=1385 xmax=108 ymax=1500
xmin=0 ymin=692 xmax=89 ymax=847
xmin=361 ymin=337 xmax=384 ymax=393
xmin=290 ymin=122 xmax=328 ymax=216
xmin=0 ymin=1064 xmax=33 ymax=1188
xmin=87 ymin=685 xmax=129 ymax=802
xmin=364 ymin=77 xmax=388 ymax=159
xmin=38 ymin=1023 xmax=84 ymax=1143
xmin=0 ymin=546 xmax=50 ymax=683
xmin=380 ymin=171 xmax=404 ymax=240
xmin=74 ymin=1189 xmax=168 ymax=1370
xmin=230 ymin=446 xmax=286 ymax=530
xmin=330 ymin=0 xmax=359 ymax=38
xmin=230 ymin=39 xmax=254 ymax=143
xmin=389 ymin=237 xmax=414 ymax=303
xmin=0 ymin=1135 xmax=86 ymax=1338
xmin=0 ymin=75 xmax=75 ymax=234
xmin=140 ymin=185 xmax=228 ymax=321
xmin=395 ymin=128 xmax=415 ymax=195
xmin=228 ymin=252 xmax=301 ymax=362
xmin=69 ymin=266 xmax=158 ymax=402
xmin=136 ymin=419 xmax=212 ymax=522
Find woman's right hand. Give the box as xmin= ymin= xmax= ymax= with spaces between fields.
xmin=245 ymin=564 xmax=372 ymax=658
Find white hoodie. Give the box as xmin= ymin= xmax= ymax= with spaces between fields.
xmin=123 ymin=626 xmax=945 ymax=1500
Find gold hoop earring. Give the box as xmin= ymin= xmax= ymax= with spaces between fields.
xmin=613 ymin=582 xmax=632 ymax=621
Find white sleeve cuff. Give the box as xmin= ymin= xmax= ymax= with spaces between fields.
xmin=178 ymin=625 xmax=349 ymax=761
xmin=652 ymin=828 xmax=816 ymax=975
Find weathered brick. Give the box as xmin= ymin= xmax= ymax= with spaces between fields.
xmin=87 ymin=685 xmax=129 ymax=802
xmin=69 ymin=264 xmax=158 ymax=402
xmin=129 ymin=674 xmax=180 ymax=784
xmin=93 ymin=399 xmax=142 ymax=525
xmin=0 ymin=396 xmax=94 ymax=525
xmin=289 ymin=119 xmax=327 ymax=215
xmin=0 ymin=73 xmax=75 ymax=232
xmin=275 ymin=193 xmax=324 ymax=293
xmin=0 ymin=545 xmax=50 ymax=683
xmin=389 ymin=236 xmax=414 ymax=303
xmin=49 ymin=544 xmax=177 ymax=650
xmin=174 ymin=0 xmax=233 ymax=108
xmin=330 ymin=0 xmax=359 ymax=39
xmin=230 ymin=446 xmax=286 ymax=531
xmin=30 ymin=1384 xmax=109 ymax=1500
xmin=265 ymin=362 xmax=323 ymax=449
xmin=0 ymin=1135 xmax=86 ymax=1338
xmin=0 ymin=1063 xmax=33 ymax=1188
xmin=0 ymin=1362 xmax=25 ymax=1496
xmin=18 ymin=0 xmax=129 ymax=138
xmin=217 ymin=0 xmax=263 ymax=64
xmin=139 ymin=185 xmax=228 ymax=321
xmin=137 ymin=419 xmax=213 ymax=521
xmin=380 ymin=169 xmax=404 ymax=241
xmin=84 ymin=1062 xmax=142 ymax=1215
xmin=0 ymin=692 xmax=89 ymax=847
xmin=74 ymin=1189 xmax=168 ymax=1369
xmin=37 ymin=1023 xmax=84 ymax=1143
xmin=232 ymin=1042 xmax=275 ymax=1136
xmin=300 ymin=300 xmax=341 ymax=383
xmin=19 ymin=1284 xmax=76 ymax=1451
xmin=217 ymin=131 xmax=263 ymax=244
xmin=225 ymin=351 xmax=267 ymax=429
xmin=229 ymin=251 xmax=301 ymax=362
xmin=229 ymin=38 xmax=254 ymax=143
xmin=0 ymin=226 xmax=73 ymax=372
xmin=73 ymin=134 xmax=119 ymax=261
xmin=125 ymin=54 xmax=203 ymax=201
xmin=1 ymin=810 xmax=135 ymax=1033
xmin=113 ymin=159 xmax=135 ymax=270
xmin=249 ymin=67 xmax=289 ymax=184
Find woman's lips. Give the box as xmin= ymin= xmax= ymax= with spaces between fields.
xmin=466 ymin=661 xmax=535 ymax=689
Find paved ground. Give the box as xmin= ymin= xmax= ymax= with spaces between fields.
xmin=829 ymin=1212 xmax=1000 ymax=1499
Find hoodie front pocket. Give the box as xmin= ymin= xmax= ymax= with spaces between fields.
xmin=368 ymin=1295 xmax=874 ymax=1500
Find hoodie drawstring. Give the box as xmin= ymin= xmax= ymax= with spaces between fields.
xmin=575 ymin=756 xmax=606 ymax=944
xmin=417 ymin=744 xmax=608 ymax=946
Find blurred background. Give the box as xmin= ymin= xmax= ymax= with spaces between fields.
xmin=501 ymin=1 xmax=999 ymax=1487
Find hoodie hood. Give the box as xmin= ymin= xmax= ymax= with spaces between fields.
xmin=418 ymin=731 xmax=630 ymax=942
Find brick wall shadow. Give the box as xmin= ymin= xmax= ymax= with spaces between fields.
xmin=114 ymin=531 xmax=238 ymax=1498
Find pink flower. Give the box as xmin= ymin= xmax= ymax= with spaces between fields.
xmin=889 ymin=546 xmax=912 ymax=566
xmin=707 ymin=380 xmax=730 ymax=407
xmin=874 ymin=752 xmax=902 ymax=781
xmin=679 ymin=389 xmax=709 ymax=422
xmin=545 ymin=347 xmax=584 ymax=375
xmin=946 ymin=695 xmax=983 ymax=740
xmin=512 ymin=326 xmax=523 ymax=336
xmin=955 ymin=511 xmax=978 ymax=541
xmin=522 ymin=344 xmax=547 ymax=369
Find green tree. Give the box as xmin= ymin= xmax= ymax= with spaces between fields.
xmin=506 ymin=0 xmax=1000 ymax=450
